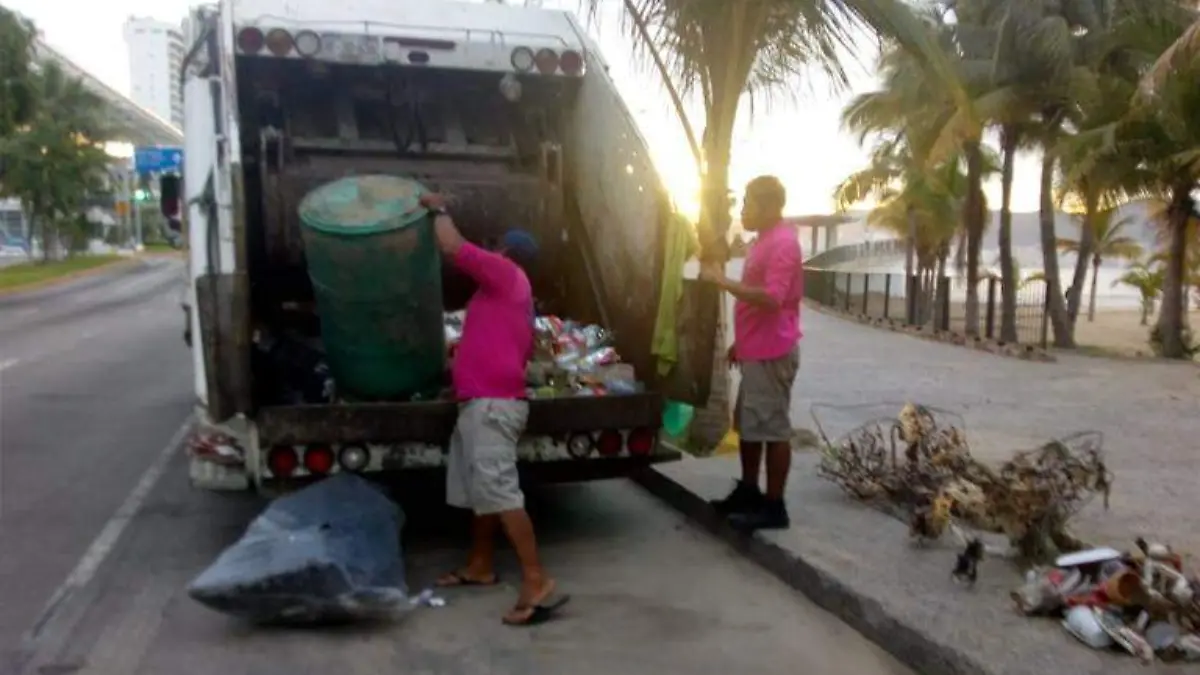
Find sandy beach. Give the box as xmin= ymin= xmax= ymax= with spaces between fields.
xmin=1073 ymin=308 xmax=1200 ymax=357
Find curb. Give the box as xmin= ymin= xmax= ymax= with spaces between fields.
xmin=0 ymin=257 xmax=139 ymax=298
xmin=632 ymin=467 xmax=988 ymax=675
xmin=807 ymin=303 xmax=1056 ymax=363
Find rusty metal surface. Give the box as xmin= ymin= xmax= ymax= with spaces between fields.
xmin=196 ymin=272 xmax=252 ymax=421
xmin=257 ymin=393 xmax=665 ymax=446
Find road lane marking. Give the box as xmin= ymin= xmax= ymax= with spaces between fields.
xmin=23 ymin=416 xmax=194 ymax=645
xmin=0 ymin=358 xmax=18 ymax=373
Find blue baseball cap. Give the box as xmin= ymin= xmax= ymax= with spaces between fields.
xmin=501 ymin=229 xmax=538 ymax=261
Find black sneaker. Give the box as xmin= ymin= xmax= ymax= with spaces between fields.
xmin=728 ymin=499 xmax=790 ymax=531
xmin=709 ymin=480 xmax=764 ymax=516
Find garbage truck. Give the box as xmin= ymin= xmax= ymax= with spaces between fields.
xmin=179 ymin=0 xmax=721 ymax=492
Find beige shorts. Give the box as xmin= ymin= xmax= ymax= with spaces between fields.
xmin=734 ymin=346 xmax=800 ymax=443
xmin=446 ymin=399 xmax=529 ymax=515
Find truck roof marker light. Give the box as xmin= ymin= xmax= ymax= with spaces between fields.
xmin=304 ymin=446 xmax=335 ymax=475
xmin=627 ymin=428 xmax=656 ymax=456
xmin=597 ymin=430 xmax=623 ymax=457
xmin=267 ymin=446 xmax=298 ymax=477
xmin=339 ymin=445 xmax=369 ymax=472
xmin=511 ymin=47 xmax=536 ymax=72
xmin=534 ymin=48 xmax=559 ymax=75
xmin=265 ymin=29 xmax=294 ymax=57
xmin=237 ymin=27 xmax=265 ymax=54
xmin=294 ymin=30 xmax=321 ymax=58
xmin=566 ymin=433 xmax=594 ymax=459
xmin=560 ymin=49 xmax=584 ymax=76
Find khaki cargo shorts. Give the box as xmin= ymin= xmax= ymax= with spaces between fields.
xmin=734 ymin=346 xmax=800 ymax=443
xmin=446 ymin=399 xmax=529 ymax=515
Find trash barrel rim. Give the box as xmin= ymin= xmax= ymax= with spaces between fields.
xmin=298 ymin=174 xmax=431 ymax=236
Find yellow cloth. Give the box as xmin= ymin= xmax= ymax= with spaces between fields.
xmin=714 ymin=429 xmax=740 ymax=456
xmin=652 ymin=213 xmax=700 ymax=378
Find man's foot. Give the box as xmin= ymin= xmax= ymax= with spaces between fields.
xmin=709 ymin=480 xmax=764 ymax=516
xmin=503 ymin=579 xmax=570 ymax=626
xmin=435 ymin=569 xmax=500 ymax=587
xmin=728 ymin=498 xmax=790 ymax=531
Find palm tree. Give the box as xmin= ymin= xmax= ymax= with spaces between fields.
xmin=0 ymin=7 xmax=36 ymax=141
xmin=1112 ymin=260 xmax=1164 ymax=326
xmin=596 ymin=0 xmax=953 ymax=448
xmin=1056 ymin=208 xmax=1144 ymax=322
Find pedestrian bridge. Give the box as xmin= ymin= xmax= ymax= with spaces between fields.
xmin=34 ymin=38 xmax=183 ymax=147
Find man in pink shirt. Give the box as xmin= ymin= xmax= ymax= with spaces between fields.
xmin=419 ymin=193 xmax=568 ymax=626
xmin=701 ymin=176 xmax=803 ymax=531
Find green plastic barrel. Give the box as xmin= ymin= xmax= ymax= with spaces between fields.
xmin=298 ymin=175 xmax=445 ymax=401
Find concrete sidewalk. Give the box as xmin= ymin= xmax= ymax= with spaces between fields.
xmin=636 ymin=455 xmax=1167 ymax=675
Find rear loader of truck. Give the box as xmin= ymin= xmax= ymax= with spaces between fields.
xmin=180 ymin=0 xmax=721 ymax=493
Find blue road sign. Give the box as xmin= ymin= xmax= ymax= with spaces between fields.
xmin=134 ymin=146 xmax=183 ymax=175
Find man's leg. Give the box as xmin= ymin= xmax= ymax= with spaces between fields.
xmin=437 ymin=405 xmax=499 ymax=586
xmin=469 ymin=400 xmax=567 ymax=624
xmin=729 ymin=349 xmax=800 ymax=531
xmin=711 ymin=386 xmax=767 ymax=515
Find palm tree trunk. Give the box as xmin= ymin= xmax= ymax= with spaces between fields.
xmin=998 ymin=130 xmax=1018 ymax=342
xmin=1067 ymin=187 xmax=1097 ymax=326
xmin=1037 ymin=134 xmax=1074 ymax=348
xmin=1087 ymin=255 xmax=1100 ymax=322
xmin=963 ymin=141 xmax=984 ymax=336
xmin=1157 ymin=186 xmax=1192 ymax=358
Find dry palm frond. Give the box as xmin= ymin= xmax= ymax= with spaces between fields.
xmin=813 ymin=403 xmax=1111 ymax=563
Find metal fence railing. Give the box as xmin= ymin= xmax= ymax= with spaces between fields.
xmin=803 ymin=269 xmax=1049 ymax=348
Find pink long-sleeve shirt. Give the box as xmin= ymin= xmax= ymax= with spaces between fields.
xmin=733 ymin=222 xmax=804 ymax=362
xmin=450 ymin=243 xmax=533 ymax=400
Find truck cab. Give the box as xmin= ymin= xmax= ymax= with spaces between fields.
xmin=180 ymin=0 xmax=720 ymax=492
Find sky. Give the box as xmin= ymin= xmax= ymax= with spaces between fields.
xmin=6 ymin=0 xmax=1045 ymax=219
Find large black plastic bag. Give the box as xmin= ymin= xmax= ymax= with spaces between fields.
xmin=187 ymin=473 xmax=409 ymax=624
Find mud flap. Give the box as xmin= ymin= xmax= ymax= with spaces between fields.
xmin=196 ymin=272 xmax=253 ymax=423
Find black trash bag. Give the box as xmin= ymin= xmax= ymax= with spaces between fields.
xmin=187 ymin=473 xmax=409 ymax=624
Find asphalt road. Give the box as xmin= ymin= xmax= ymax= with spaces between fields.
xmin=0 ymin=259 xmax=914 ymax=675
xmin=0 ymin=257 xmax=193 ymax=668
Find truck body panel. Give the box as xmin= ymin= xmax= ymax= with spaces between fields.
xmin=181 ymin=0 xmax=716 ymax=490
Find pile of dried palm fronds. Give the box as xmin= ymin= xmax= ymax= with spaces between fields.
xmin=812 ymin=403 xmax=1113 ymax=562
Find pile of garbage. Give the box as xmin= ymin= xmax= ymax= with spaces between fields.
xmin=444 ymin=311 xmax=639 ymax=398
xmin=812 ymin=402 xmax=1112 ymax=562
xmin=1014 ymin=542 xmax=1200 ymax=662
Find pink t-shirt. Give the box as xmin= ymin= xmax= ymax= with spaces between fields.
xmin=733 ymin=223 xmax=804 ymax=362
xmin=450 ymin=243 xmax=533 ymax=400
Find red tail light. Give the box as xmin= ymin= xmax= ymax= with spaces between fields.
xmin=304 ymin=446 xmax=335 ymax=475
xmin=237 ymin=27 xmax=265 ymax=54
xmin=534 ymin=48 xmax=559 ymax=75
xmin=627 ymin=428 xmax=656 ymax=456
xmin=264 ymin=28 xmax=294 ymax=57
xmin=559 ymin=50 xmax=584 ymax=76
xmin=267 ymin=446 xmax=298 ymax=477
xmin=597 ymin=430 xmax=622 ymax=457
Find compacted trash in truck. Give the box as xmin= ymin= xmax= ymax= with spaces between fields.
xmin=179 ymin=0 xmax=721 ymax=493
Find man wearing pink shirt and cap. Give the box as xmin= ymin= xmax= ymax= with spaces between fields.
xmin=701 ymin=175 xmax=803 ymax=531
xmin=419 ymin=192 xmax=568 ymax=627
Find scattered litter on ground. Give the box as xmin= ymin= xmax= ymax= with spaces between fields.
xmin=187 ymin=473 xmax=411 ymax=624
xmin=1016 ymin=539 xmax=1200 ymax=663
xmin=812 ymin=401 xmax=1200 ymax=663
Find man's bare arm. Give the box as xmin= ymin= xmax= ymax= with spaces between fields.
xmin=700 ymin=263 xmax=780 ymax=308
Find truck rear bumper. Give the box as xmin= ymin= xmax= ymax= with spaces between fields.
xmin=255 ymin=393 xmax=665 ymax=446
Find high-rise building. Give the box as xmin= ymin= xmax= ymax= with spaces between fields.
xmin=123 ymin=16 xmax=185 ymax=129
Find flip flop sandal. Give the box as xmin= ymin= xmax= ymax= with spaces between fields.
xmin=502 ymin=593 xmax=571 ymax=626
xmin=436 ymin=571 xmax=500 ymax=588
